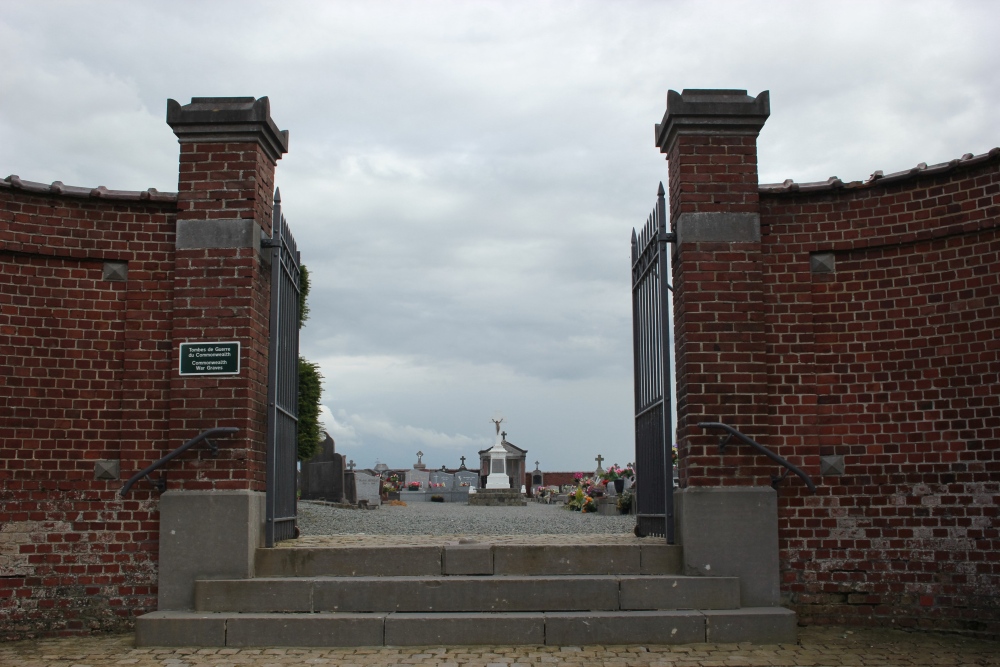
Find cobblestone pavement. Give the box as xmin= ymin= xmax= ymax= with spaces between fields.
xmin=2 ymin=626 xmax=998 ymax=666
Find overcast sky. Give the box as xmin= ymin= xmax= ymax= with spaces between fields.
xmin=2 ymin=1 xmax=997 ymax=473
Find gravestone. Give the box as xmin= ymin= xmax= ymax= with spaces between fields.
xmin=429 ymin=470 xmax=455 ymax=490
xmin=406 ymin=468 xmax=430 ymax=489
xmin=299 ymin=432 xmax=345 ymax=502
xmin=455 ymin=469 xmax=478 ymax=489
xmin=352 ymin=471 xmax=381 ymax=507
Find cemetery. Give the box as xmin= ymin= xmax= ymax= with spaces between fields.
xmin=299 ymin=426 xmax=634 ymax=515
xmin=2 ymin=86 xmax=998 ymax=648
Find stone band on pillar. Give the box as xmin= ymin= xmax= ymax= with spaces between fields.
xmin=675 ymin=212 xmax=760 ymax=245
xmin=175 ymin=219 xmax=263 ymax=249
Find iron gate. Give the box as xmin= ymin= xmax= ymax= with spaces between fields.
xmin=264 ymin=189 xmax=301 ymax=546
xmin=631 ymin=183 xmax=676 ymax=542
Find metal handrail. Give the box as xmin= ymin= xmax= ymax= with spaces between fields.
xmin=697 ymin=422 xmax=817 ymax=493
xmin=119 ymin=427 xmax=239 ymax=497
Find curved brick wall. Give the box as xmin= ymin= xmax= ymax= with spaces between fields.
xmin=0 ymin=182 xmax=177 ymax=637
xmin=758 ymin=156 xmax=1000 ymax=634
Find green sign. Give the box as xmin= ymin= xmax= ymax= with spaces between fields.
xmin=179 ymin=341 xmax=240 ymax=376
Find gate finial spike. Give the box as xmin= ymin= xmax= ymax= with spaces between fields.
xmin=657 ymin=181 xmax=665 ymax=197
xmin=631 ymin=228 xmax=637 ymax=245
xmin=274 ymin=187 xmax=281 ymax=203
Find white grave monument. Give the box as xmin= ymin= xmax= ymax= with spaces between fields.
xmin=485 ymin=432 xmax=510 ymax=489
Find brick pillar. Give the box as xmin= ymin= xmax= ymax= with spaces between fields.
xmin=655 ymin=89 xmax=781 ymax=608
xmin=158 ymin=97 xmax=288 ymax=610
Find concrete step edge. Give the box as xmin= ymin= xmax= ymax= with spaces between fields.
xmin=136 ymin=607 xmax=797 ymax=647
xmin=256 ymin=543 xmax=684 ymax=577
xmin=193 ymin=575 xmax=742 ymax=613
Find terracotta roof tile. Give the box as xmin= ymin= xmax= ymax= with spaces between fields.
xmin=1 ymin=174 xmax=178 ymax=203
xmin=759 ymin=147 xmax=1000 ymax=195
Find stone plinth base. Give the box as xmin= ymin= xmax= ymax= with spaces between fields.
xmin=468 ymin=489 xmax=526 ymax=506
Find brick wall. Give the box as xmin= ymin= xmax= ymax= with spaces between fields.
xmin=0 ymin=96 xmax=288 ymax=639
xmin=662 ymin=89 xmax=999 ymax=637
xmin=0 ymin=182 xmax=177 ymax=638
xmin=758 ymin=155 xmax=1000 ymax=635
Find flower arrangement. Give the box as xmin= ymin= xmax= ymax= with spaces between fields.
xmin=382 ymin=483 xmax=397 ymax=493
xmin=459 ymin=482 xmax=470 ymax=487
xmin=622 ymin=464 xmax=635 ymax=479
xmin=407 ymin=481 xmax=421 ymax=491
xmin=567 ymin=486 xmax=586 ymax=511
xmin=601 ymin=464 xmax=623 ymax=482
xmin=581 ymin=495 xmax=596 ymax=513
xmin=573 ymin=472 xmax=584 ymax=482
xmin=616 ymin=490 xmax=634 ymax=515
xmin=430 ymin=482 xmax=447 ymax=488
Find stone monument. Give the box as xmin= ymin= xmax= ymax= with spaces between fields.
xmin=299 ymin=432 xmax=345 ymax=502
xmin=476 ymin=430 xmax=527 ymax=490
xmin=470 ymin=428 xmax=526 ymax=507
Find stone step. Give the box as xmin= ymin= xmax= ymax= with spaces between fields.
xmin=194 ymin=574 xmax=740 ymax=613
xmin=136 ymin=608 xmax=797 ymax=647
xmin=255 ymin=543 xmax=683 ymax=577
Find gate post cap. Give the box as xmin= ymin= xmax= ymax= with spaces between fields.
xmin=655 ymin=89 xmax=770 ymax=154
xmin=167 ymin=96 xmax=289 ymax=162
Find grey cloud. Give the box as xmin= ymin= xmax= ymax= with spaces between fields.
xmin=3 ymin=0 xmax=998 ymax=471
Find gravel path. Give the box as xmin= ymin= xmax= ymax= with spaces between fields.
xmin=298 ymin=500 xmax=635 ymax=537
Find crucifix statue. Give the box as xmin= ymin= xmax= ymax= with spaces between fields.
xmin=535 ymin=460 xmax=540 ymax=469
xmin=491 ymin=417 xmax=504 ymax=435
xmin=416 ymin=451 xmax=424 ymax=465
xmin=347 ymin=459 xmax=355 ymax=471
xmin=460 ymin=456 xmax=466 ymax=467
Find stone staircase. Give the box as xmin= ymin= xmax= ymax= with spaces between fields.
xmin=136 ymin=543 xmax=796 ymax=647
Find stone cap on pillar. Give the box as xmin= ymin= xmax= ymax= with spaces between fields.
xmin=655 ymin=89 xmax=769 ymax=155
xmin=167 ymin=97 xmax=289 ymax=162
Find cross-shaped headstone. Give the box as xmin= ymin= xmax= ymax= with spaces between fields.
xmin=595 ymin=454 xmax=604 ymax=470
xmin=501 ymin=431 xmax=507 ymax=439
xmin=347 ymin=459 xmax=356 ymax=471
xmin=535 ymin=460 xmax=540 ymax=469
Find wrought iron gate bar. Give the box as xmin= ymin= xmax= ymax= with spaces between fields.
xmin=264 ymin=189 xmax=301 ymax=547
xmin=631 ymin=182 xmax=676 ymax=543
xmin=635 ymin=398 xmax=665 ymax=421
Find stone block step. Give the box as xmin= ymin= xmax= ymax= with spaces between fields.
xmin=136 ymin=608 xmax=797 ymax=647
xmin=255 ymin=543 xmax=683 ymax=577
xmin=194 ymin=574 xmax=739 ymax=613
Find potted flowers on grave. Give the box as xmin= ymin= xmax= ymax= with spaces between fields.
xmin=382 ymin=474 xmax=401 ymax=500
xmin=407 ymin=481 xmax=421 ymax=491
xmin=602 ymin=465 xmax=626 ymax=494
